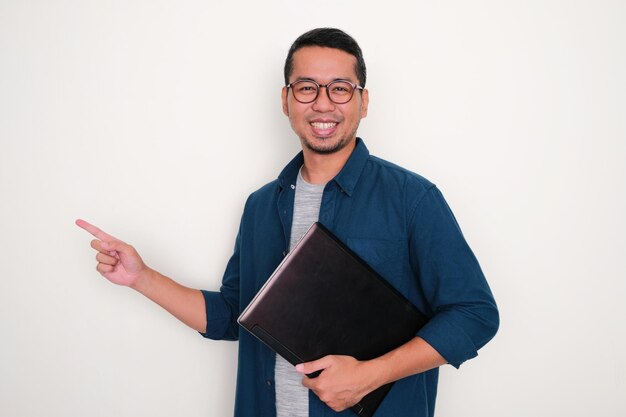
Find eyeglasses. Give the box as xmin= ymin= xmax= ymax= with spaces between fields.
xmin=286 ymin=79 xmax=364 ymax=104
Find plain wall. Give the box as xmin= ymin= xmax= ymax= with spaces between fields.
xmin=1 ymin=1 xmax=624 ymax=416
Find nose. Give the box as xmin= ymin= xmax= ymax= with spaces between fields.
xmin=311 ymin=86 xmax=336 ymax=112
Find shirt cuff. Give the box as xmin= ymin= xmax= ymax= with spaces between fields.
xmin=198 ymin=290 xmax=237 ymax=340
xmin=417 ymin=313 xmax=478 ymax=369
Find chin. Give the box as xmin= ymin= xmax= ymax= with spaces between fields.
xmin=302 ymin=136 xmax=353 ymax=155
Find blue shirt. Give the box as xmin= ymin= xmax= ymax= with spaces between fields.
xmin=201 ymin=138 xmax=499 ymax=417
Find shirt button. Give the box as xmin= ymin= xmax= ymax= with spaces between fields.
xmin=266 ymin=379 xmax=273 ymax=386
xmin=290 ymin=184 xmax=295 ymax=189
xmin=282 ymin=251 xmax=287 ymax=257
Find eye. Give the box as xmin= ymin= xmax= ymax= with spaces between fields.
xmin=295 ymin=82 xmax=317 ymax=94
xmin=330 ymin=82 xmax=352 ymax=95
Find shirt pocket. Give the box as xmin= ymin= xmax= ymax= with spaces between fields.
xmin=346 ymin=237 xmax=408 ymax=291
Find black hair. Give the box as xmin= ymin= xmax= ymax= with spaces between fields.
xmin=284 ymin=28 xmax=366 ymax=87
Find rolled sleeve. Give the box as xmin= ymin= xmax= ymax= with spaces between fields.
xmin=417 ymin=311 xmax=478 ymax=368
xmin=199 ymin=290 xmax=239 ymax=340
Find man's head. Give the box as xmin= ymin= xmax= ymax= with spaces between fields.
xmin=282 ymin=28 xmax=369 ymax=155
xmin=284 ymin=28 xmax=367 ymax=88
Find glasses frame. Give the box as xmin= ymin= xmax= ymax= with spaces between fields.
xmin=286 ymin=79 xmax=364 ymax=104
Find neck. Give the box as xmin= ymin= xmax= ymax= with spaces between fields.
xmin=300 ymin=139 xmax=356 ymax=185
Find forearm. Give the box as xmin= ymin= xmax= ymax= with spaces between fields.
xmin=131 ymin=268 xmax=207 ymax=333
xmin=366 ymin=336 xmax=447 ymax=390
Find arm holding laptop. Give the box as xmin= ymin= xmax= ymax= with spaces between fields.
xmin=297 ymin=337 xmax=446 ymax=413
xmin=75 ymin=219 xmax=207 ymax=333
xmin=297 ymin=186 xmax=500 ymax=412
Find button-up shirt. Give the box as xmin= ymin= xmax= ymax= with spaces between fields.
xmin=201 ymin=138 xmax=499 ymax=417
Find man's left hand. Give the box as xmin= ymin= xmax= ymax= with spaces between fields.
xmin=296 ymin=355 xmax=381 ymax=412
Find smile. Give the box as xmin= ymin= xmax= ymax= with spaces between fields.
xmin=310 ymin=122 xmax=337 ymax=129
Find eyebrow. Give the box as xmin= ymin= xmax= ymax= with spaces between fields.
xmin=293 ymin=76 xmax=357 ymax=84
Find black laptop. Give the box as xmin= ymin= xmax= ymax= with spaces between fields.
xmin=238 ymin=222 xmax=428 ymax=416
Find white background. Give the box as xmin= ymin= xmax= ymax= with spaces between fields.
xmin=1 ymin=1 xmax=625 ymax=416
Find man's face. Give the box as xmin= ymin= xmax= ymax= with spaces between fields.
xmin=282 ymin=46 xmax=369 ymax=155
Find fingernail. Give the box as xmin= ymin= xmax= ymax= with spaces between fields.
xmin=295 ymin=364 xmax=304 ymax=372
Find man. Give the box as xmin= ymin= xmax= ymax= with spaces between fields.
xmin=77 ymin=28 xmax=498 ymax=417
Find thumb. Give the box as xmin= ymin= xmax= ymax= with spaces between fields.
xmin=100 ymin=240 xmax=119 ymax=252
xmin=101 ymin=239 xmax=126 ymax=252
xmin=101 ymin=239 xmax=135 ymax=258
xmin=296 ymin=355 xmax=335 ymax=375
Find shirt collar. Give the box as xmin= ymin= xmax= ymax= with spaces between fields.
xmin=278 ymin=138 xmax=370 ymax=197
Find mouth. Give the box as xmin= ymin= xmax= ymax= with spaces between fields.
xmin=309 ymin=121 xmax=338 ymax=137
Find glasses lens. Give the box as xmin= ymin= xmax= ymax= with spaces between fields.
xmin=328 ymin=81 xmax=354 ymax=104
xmin=292 ymin=81 xmax=318 ymax=103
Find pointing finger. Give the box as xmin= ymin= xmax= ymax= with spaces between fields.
xmin=76 ymin=219 xmax=116 ymax=241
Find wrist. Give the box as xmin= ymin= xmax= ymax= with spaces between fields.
xmin=129 ymin=267 xmax=156 ymax=294
xmin=362 ymin=357 xmax=390 ymax=394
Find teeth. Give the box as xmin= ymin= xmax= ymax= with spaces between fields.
xmin=311 ymin=122 xmax=337 ymax=129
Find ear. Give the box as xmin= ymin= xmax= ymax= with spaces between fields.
xmin=360 ymin=88 xmax=369 ymax=119
xmin=281 ymin=86 xmax=289 ymax=116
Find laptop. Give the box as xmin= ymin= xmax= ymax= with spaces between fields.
xmin=238 ymin=222 xmax=428 ymax=416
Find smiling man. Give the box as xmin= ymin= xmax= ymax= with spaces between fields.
xmin=77 ymin=28 xmax=499 ymax=417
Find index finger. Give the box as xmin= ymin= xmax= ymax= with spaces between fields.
xmin=75 ymin=219 xmax=116 ymax=241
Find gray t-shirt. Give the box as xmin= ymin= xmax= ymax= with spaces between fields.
xmin=275 ymin=168 xmax=326 ymax=417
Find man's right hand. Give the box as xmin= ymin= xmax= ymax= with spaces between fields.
xmin=75 ymin=219 xmax=207 ymax=332
xmin=75 ymin=219 xmax=149 ymax=288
